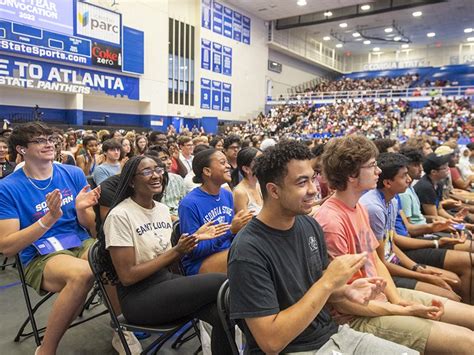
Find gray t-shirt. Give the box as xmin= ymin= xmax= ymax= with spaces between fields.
xmin=228 ymin=215 xmax=338 ymax=354
xmin=93 ymin=162 xmax=121 ymax=185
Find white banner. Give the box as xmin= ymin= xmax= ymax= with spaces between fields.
xmin=76 ymin=2 xmax=121 ymax=45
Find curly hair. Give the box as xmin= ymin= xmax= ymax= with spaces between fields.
xmin=9 ymin=122 xmax=53 ymax=154
xmin=253 ymin=140 xmax=312 ymax=199
xmin=373 ymin=138 xmax=397 ymax=154
xmin=376 ymin=153 xmax=409 ymax=189
xmin=322 ymin=135 xmax=379 ymax=191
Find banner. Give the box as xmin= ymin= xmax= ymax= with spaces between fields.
xmin=212 ymin=2 xmax=223 ymax=35
xmin=233 ymin=11 xmax=242 ymax=42
xmin=212 ymin=41 xmax=222 ymax=74
xmin=242 ymin=15 xmax=251 ymax=45
xmin=211 ymin=80 xmax=221 ymax=111
xmin=223 ymin=45 xmax=232 ymax=76
xmin=91 ymin=41 xmax=121 ymax=70
xmin=200 ymin=77 xmax=211 ymax=109
xmin=201 ymin=38 xmax=211 ymax=70
xmin=76 ymin=1 xmax=121 ymax=45
xmin=222 ymin=82 xmax=231 ymax=112
xmin=0 ymin=0 xmax=74 ymax=35
xmin=201 ymin=0 xmax=211 ymax=30
xmin=0 ymin=53 xmax=139 ymax=100
xmin=223 ymin=6 xmax=232 ymax=39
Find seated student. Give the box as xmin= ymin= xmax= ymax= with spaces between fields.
xmin=92 ymin=139 xmax=122 ymax=185
xmin=442 ymin=145 xmax=474 ymax=191
xmin=228 ymin=140 xmax=415 ymax=355
xmin=360 ymin=153 xmax=462 ymax=301
xmin=0 ymin=122 xmax=101 ymax=355
xmin=232 ymin=147 xmax=263 ymax=215
xmin=315 ymin=135 xmax=474 ymax=354
xmin=178 ymin=149 xmax=251 ymax=275
xmin=76 ymin=135 xmax=101 ymax=176
xmin=0 ymin=136 xmax=16 ymax=179
xmin=102 ymin=155 xmax=232 ymax=354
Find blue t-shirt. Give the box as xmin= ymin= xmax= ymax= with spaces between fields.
xmin=0 ymin=164 xmax=90 ymax=265
xmin=178 ymin=187 xmax=234 ymax=275
xmin=394 ymin=194 xmax=409 ymax=237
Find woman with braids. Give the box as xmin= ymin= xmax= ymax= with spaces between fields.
xmin=101 ymin=155 xmax=233 ymax=354
xmin=232 ymin=147 xmax=263 ymax=215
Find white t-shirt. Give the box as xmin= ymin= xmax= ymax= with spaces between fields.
xmin=104 ymin=197 xmax=173 ymax=264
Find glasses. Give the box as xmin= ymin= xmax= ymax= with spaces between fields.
xmin=361 ymin=161 xmax=378 ymax=170
xmin=28 ymin=136 xmax=56 ymax=145
xmin=135 ymin=167 xmax=165 ymax=177
xmin=228 ymin=145 xmax=241 ymax=150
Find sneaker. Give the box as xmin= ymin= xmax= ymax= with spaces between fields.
xmin=112 ymin=330 xmax=143 ymax=355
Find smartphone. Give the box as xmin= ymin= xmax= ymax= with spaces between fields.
xmin=453 ymin=223 xmax=465 ymax=231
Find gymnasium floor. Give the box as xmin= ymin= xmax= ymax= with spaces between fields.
xmin=0 ymin=263 xmax=200 ymax=354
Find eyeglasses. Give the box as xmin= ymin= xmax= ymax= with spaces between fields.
xmin=28 ymin=136 xmax=56 ymax=145
xmin=361 ymin=161 xmax=378 ymax=170
xmin=228 ymin=145 xmax=241 ymax=150
xmin=135 ymin=167 xmax=165 ymax=177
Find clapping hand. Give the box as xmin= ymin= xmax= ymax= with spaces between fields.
xmin=344 ymin=277 xmax=387 ymax=305
xmin=230 ymin=210 xmax=253 ymax=234
xmin=195 ymin=220 xmax=231 ymax=240
xmin=75 ymin=185 xmax=101 ymax=211
xmin=46 ymin=189 xmax=63 ymax=219
xmin=174 ymin=234 xmax=198 ymax=254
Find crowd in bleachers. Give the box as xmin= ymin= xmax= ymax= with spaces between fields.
xmin=312 ymin=74 xmax=418 ymax=93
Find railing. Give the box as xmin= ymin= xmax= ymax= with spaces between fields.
xmin=266 ymin=85 xmax=474 ymax=104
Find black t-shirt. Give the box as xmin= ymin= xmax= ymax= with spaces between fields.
xmin=0 ymin=161 xmax=16 ymax=179
xmin=413 ymin=175 xmax=443 ymax=213
xmin=98 ymin=174 xmax=121 ymax=208
xmin=228 ymin=215 xmax=338 ymax=354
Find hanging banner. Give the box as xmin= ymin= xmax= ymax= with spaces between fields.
xmin=233 ymin=11 xmax=242 ymax=42
xmin=223 ymin=45 xmax=232 ymax=76
xmin=223 ymin=6 xmax=233 ymax=39
xmin=212 ymin=2 xmax=223 ymax=35
xmin=91 ymin=41 xmax=121 ymax=70
xmin=242 ymin=15 xmax=251 ymax=45
xmin=0 ymin=53 xmax=139 ymax=100
xmin=0 ymin=0 xmax=74 ymax=35
xmin=222 ymin=82 xmax=231 ymax=112
xmin=201 ymin=0 xmax=211 ymax=30
xmin=212 ymin=41 xmax=222 ymax=74
xmin=200 ymin=77 xmax=211 ymax=110
xmin=211 ymin=80 xmax=221 ymax=111
xmin=201 ymin=38 xmax=211 ymax=70
xmin=76 ymin=1 xmax=121 ymax=45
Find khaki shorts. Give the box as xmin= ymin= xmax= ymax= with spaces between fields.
xmin=24 ymin=238 xmax=95 ymax=296
xmin=349 ymin=288 xmax=448 ymax=354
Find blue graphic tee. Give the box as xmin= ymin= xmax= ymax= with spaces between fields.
xmin=178 ymin=187 xmax=234 ymax=275
xmin=0 ymin=164 xmax=90 ymax=265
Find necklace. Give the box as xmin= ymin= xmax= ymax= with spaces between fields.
xmin=24 ymin=166 xmax=54 ymax=191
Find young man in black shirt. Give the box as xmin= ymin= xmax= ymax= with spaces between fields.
xmin=228 ymin=141 xmax=415 ymax=354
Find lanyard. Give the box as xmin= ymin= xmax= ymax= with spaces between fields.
xmin=377 ymin=189 xmax=394 ymax=235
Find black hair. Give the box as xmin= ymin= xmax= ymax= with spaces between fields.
xmin=9 ymin=122 xmax=53 ymax=154
xmin=376 ymin=152 xmax=409 ymax=189
xmin=231 ymin=147 xmax=260 ymax=187
xmin=467 ymin=142 xmax=474 ymax=151
xmin=400 ymin=147 xmax=424 ymax=165
xmin=148 ymin=144 xmax=170 ymax=156
xmin=193 ymin=144 xmax=210 ymax=155
xmin=253 ymin=140 xmax=312 ymax=199
xmin=209 ymin=136 xmax=223 ymax=148
xmin=373 ymin=138 xmax=397 ymax=154
xmin=97 ymin=155 xmax=168 ymax=284
xmin=102 ymin=138 xmax=122 ymax=153
xmin=310 ymin=143 xmax=325 ymax=158
xmin=82 ymin=135 xmax=98 ymax=148
xmin=223 ymin=134 xmax=241 ymax=150
xmin=192 ymin=148 xmax=217 ymax=184
xmin=149 ymin=131 xmax=167 ymax=145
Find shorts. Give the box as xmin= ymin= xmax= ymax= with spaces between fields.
xmin=24 ymin=238 xmax=95 ymax=296
xmin=349 ymin=288 xmax=448 ymax=353
xmin=392 ymin=277 xmax=417 ymax=289
xmin=404 ymin=248 xmax=448 ymax=269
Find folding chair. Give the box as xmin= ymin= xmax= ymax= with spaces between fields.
xmin=217 ymin=279 xmax=242 ymax=355
xmin=1 ymin=253 xmax=16 ymax=270
xmin=14 ymin=255 xmax=107 ymax=345
xmin=88 ymin=241 xmax=196 ymax=355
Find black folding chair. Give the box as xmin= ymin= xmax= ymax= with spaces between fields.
xmin=88 ymin=241 xmax=196 ymax=355
xmin=14 ymin=255 xmax=107 ymax=345
xmin=1 ymin=253 xmax=16 ymax=270
xmin=217 ymin=279 xmax=242 ymax=355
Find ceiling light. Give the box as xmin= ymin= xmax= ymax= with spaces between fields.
xmin=360 ymin=4 xmax=371 ymax=11
xmin=394 ymin=36 xmax=401 ymax=41
xmin=373 ymin=47 xmax=380 ymax=51
xmin=412 ymin=11 xmax=422 ymax=17
xmin=323 ymin=36 xmax=331 ymax=41
xmin=427 ymin=32 xmax=436 ymax=37
xmin=467 ymin=37 xmax=474 ymax=42
xmin=384 ymin=27 xmax=393 ymax=33
xmin=336 ymin=43 xmax=343 ymax=48
xmin=352 ymin=32 xmax=361 ymax=37
xmin=363 ymin=40 xmax=371 ymax=45
xmin=339 ymin=22 xmax=348 ymax=28
xmin=297 ymin=0 xmax=307 ymax=6
xmin=401 ymin=44 xmax=409 ymax=49
xmin=355 ymin=38 xmax=363 ymax=41
xmin=324 ymin=11 xmax=333 ymax=17
xmin=464 ymin=28 xmax=473 ymax=33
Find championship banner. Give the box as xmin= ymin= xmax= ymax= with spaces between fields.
xmin=222 ymin=82 xmax=231 ymax=112
xmin=211 ymin=80 xmax=221 ymax=111
xmin=200 ymin=77 xmax=211 ymax=110
xmin=0 ymin=53 xmax=139 ymax=100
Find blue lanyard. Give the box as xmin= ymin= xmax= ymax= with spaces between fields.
xmin=377 ymin=189 xmax=393 ymax=233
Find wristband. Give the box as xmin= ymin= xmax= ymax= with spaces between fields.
xmin=411 ymin=263 xmax=421 ymax=271
xmin=433 ymin=240 xmax=439 ymax=249
xmin=38 ymin=218 xmax=50 ymax=230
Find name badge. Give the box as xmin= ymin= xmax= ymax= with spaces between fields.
xmin=33 ymin=234 xmax=83 ymax=255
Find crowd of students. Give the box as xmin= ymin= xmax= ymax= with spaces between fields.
xmin=0 ymin=102 xmax=473 ymax=354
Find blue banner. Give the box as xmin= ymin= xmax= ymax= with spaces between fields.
xmin=212 ymin=42 xmax=222 ymax=74
xmin=222 ymin=82 xmax=231 ymax=112
xmin=0 ymin=19 xmax=91 ymax=66
xmin=0 ymin=0 xmax=74 ymax=35
xmin=223 ymin=6 xmax=233 ymax=39
xmin=211 ymin=80 xmax=221 ymax=111
xmin=223 ymin=45 xmax=232 ymax=76
xmin=212 ymin=2 xmax=223 ymax=35
xmin=201 ymin=0 xmax=211 ymax=30
xmin=0 ymin=53 xmax=139 ymax=100
xmin=243 ymin=16 xmax=251 ymax=45
xmin=233 ymin=11 xmax=242 ymax=42
xmin=200 ymin=78 xmax=211 ymax=110
xmin=201 ymin=38 xmax=211 ymax=70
